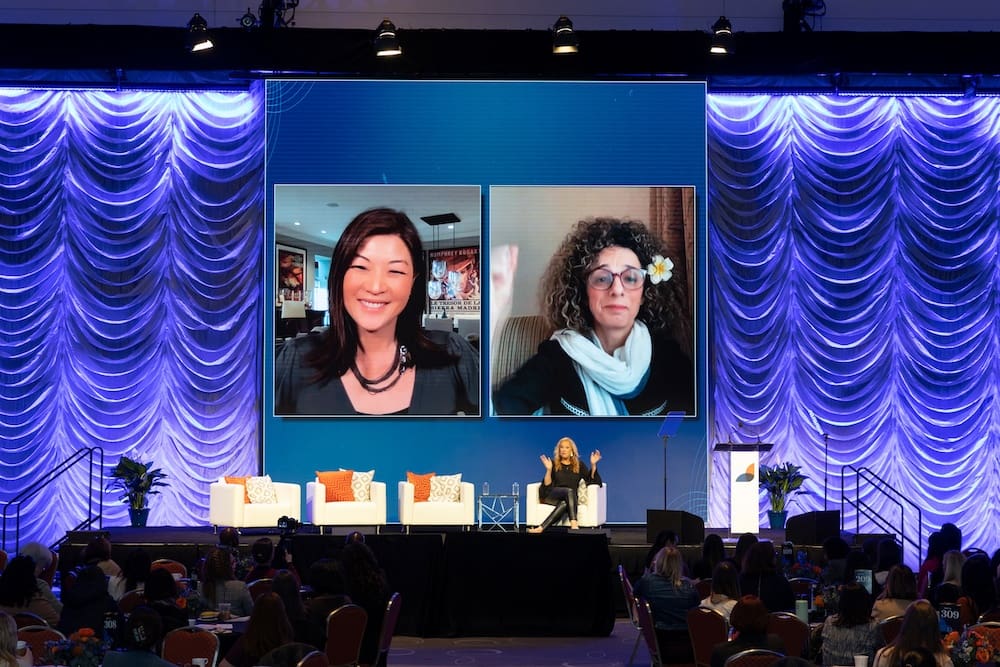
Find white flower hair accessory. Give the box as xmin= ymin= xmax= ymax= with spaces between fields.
xmin=647 ymin=255 xmax=674 ymax=284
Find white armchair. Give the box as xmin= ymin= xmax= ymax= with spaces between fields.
xmin=525 ymin=482 xmax=607 ymax=528
xmin=209 ymin=478 xmax=301 ymax=530
xmin=307 ymin=478 xmax=387 ymax=533
xmin=398 ymin=479 xmax=475 ymax=531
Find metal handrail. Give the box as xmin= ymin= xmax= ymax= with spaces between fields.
xmin=840 ymin=464 xmax=922 ymax=564
xmin=1 ymin=446 xmax=104 ymax=553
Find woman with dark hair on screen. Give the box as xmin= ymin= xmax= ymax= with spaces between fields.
xmin=275 ymin=207 xmax=479 ymax=415
xmin=527 ymin=437 xmax=602 ymax=533
xmin=492 ymin=217 xmax=693 ymax=416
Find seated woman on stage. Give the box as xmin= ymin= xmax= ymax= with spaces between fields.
xmin=275 ymin=207 xmax=479 ymax=416
xmin=635 ymin=546 xmax=699 ymax=661
xmin=527 ymin=437 xmax=602 ymax=533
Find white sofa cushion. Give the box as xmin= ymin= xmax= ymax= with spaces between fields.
xmin=429 ymin=473 xmax=462 ymax=502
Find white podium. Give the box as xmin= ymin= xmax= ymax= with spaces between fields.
xmin=714 ymin=442 xmax=773 ymax=534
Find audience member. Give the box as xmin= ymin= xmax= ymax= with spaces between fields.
xmin=58 ymin=549 xmax=117 ymax=635
xmin=699 ymin=561 xmax=740 ymax=622
xmin=0 ymin=611 xmax=32 ymax=667
xmin=872 ymin=600 xmax=953 ymax=667
xmin=303 ymin=558 xmax=351 ymax=649
xmin=220 ymin=593 xmax=293 ymax=667
xmin=917 ymin=532 xmax=945 ymax=597
xmin=102 ymin=606 xmax=175 ymax=667
xmin=271 ymin=569 xmax=310 ymax=645
xmin=819 ymin=582 xmax=881 ymax=667
xmin=634 ymin=546 xmax=699 ymax=663
xmin=901 ymin=648 xmax=939 ymax=667
xmin=644 ymin=531 xmax=678 ymax=572
xmin=820 ymin=536 xmax=851 ymax=586
xmin=732 ymin=533 xmax=759 ymax=572
xmin=928 ymin=550 xmax=964 ymax=608
xmin=345 ymin=531 xmax=366 ymax=544
xmin=17 ymin=542 xmax=62 ymax=615
xmin=202 ymin=547 xmax=254 ymax=617
xmin=143 ymin=567 xmax=187 ymax=635
xmin=871 ymin=565 xmax=918 ymax=622
xmin=874 ymin=539 xmax=902 ymax=589
xmin=110 ymin=548 xmax=151 ymax=601
xmin=961 ymin=552 xmax=996 ymax=618
xmin=245 ymin=538 xmax=278 ymax=582
xmin=216 ymin=527 xmax=252 ymax=580
xmin=939 ymin=523 xmax=962 ymax=554
xmin=693 ymin=533 xmax=726 ymax=581
xmin=0 ymin=556 xmax=59 ymax=625
xmin=83 ymin=537 xmax=122 ymax=580
xmin=846 ymin=550 xmax=875 ymax=592
xmin=341 ymin=542 xmax=390 ymax=666
xmin=709 ymin=595 xmax=785 ymax=667
xmin=738 ymin=541 xmax=795 ymax=612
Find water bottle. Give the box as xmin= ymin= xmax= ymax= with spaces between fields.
xmin=482 ymin=481 xmax=489 ymax=496
xmin=512 ymin=482 xmax=520 ymax=496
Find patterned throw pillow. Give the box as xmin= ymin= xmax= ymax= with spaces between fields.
xmin=350 ymin=469 xmax=374 ymax=502
xmin=246 ymin=475 xmax=278 ymax=504
xmin=429 ymin=473 xmax=462 ymax=502
xmin=407 ymin=471 xmax=436 ymax=502
xmin=316 ymin=470 xmax=355 ymax=502
xmin=223 ymin=476 xmax=250 ymax=503
xmin=578 ymin=478 xmax=589 ymax=505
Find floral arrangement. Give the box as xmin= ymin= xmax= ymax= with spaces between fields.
xmin=46 ymin=627 xmax=106 ymax=667
xmin=178 ymin=582 xmax=208 ymax=618
xmin=647 ymin=255 xmax=674 ymax=284
xmin=945 ymin=626 xmax=1000 ymax=667
xmin=813 ymin=585 xmax=840 ymax=615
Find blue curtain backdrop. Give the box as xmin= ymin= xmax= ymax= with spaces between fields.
xmin=2 ymin=85 xmax=999 ymax=554
xmin=707 ymin=94 xmax=1000 ymax=555
xmin=0 ymin=86 xmax=264 ymax=547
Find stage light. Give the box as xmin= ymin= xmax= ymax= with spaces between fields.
xmin=374 ymin=19 xmax=402 ymax=57
xmin=710 ymin=16 xmax=734 ymax=55
xmin=552 ymin=16 xmax=579 ymax=55
xmin=238 ymin=8 xmax=258 ymax=30
xmin=186 ymin=13 xmax=214 ymax=53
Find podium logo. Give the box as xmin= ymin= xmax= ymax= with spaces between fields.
xmin=735 ymin=463 xmax=755 ymax=482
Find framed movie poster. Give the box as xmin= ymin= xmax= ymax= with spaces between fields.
xmin=276 ymin=244 xmax=306 ymax=303
xmin=427 ymin=246 xmax=480 ymax=316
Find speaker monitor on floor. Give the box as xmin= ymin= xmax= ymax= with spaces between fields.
xmin=645 ymin=510 xmax=705 ymax=544
xmin=784 ymin=510 xmax=841 ymax=546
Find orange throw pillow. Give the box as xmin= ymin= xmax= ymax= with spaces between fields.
xmin=316 ymin=470 xmax=355 ymax=502
xmin=224 ymin=476 xmax=250 ymax=503
xmin=407 ymin=471 xmax=436 ymax=502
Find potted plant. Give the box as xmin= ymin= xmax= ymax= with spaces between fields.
xmin=759 ymin=461 xmax=808 ymax=529
xmin=106 ymin=455 xmax=169 ymax=527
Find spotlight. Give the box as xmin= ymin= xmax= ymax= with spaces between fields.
xmin=710 ymin=16 xmax=733 ymax=55
xmin=238 ymin=8 xmax=258 ymax=30
xmin=552 ymin=16 xmax=579 ymax=55
xmin=782 ymin=0 xmax=826 ymax=33
xmin=374 ymin=18 xmax=402 ymax=57
xmin=186 ymin=12 xmax=214 ymax=53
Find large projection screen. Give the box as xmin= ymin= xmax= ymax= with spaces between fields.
xmin=263 ymin=80 xmax=709 ymax=523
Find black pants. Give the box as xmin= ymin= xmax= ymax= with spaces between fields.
xmin=537 ymin=486 xmax=579 ymax=530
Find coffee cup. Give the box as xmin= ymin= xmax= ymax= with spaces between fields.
xmin=191 ymin=659 xmax=209 ymax=667
xmin=854 ymin=655 xmax=869 ymax=667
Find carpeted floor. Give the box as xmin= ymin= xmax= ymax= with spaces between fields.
xmin=387 ymin=618 xmax=644 ymax=666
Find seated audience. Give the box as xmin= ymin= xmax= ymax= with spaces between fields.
xmin=220 ymin=593 xmax=293 ymax=667
xmin=110 ymin=548 xmax=151 ymax=601
xmin=874 ymin=539 xmax=902 ymax=589
xmin=0 ymin=611 xmax=32 ymax=667
xmin=820 ymin=536 xmax=851 ymax=586
xmin=0 ymin=556 xmax=59 ymax=625
xmin=699 ymin=561 xmax=740 ymax=623
xmin=710 ymin=595 xmax=785 ymax=667
xmin=731 ymin=533 xmax=759 ymax=573
xmin=961 ymin=552 xmax=996 ymax=619
xmin=17 ymin=542 xmax=62 ymax=615
xmin=102 ymin=606 xmax=175 ymax=667
xmin=693 ymin=533 xmax=726 ymax=581
xmin=820 ymin=582 xmax=881 ymax=667
xmin=872 ymin=600 xmax=954 ymax=667
xmin=303 ymin=558 xmax=352 ymax=649
xmin=939 ymin=523 xmax=962 ymax=554
xmin=271 ymin=569 xmax=311 ymax=645
xmin=84 ymin=537 xmax=122 ymax=580
xmin=871 ymin=565 xmax=917 ymax=622
xmin=58 ymin=553 xmax=117 ymax=635
xmin=644 ymin=530 xmax=678 ymax=573
xmin=216 ymin=527 xmax=252 ymax=580
xmin=928 ymin=550 xmax=964 ymax=608
xmin=901 ymin=648 xmax=939 ymax=667
xmin=143 ymin=568 xmax=187 ymax=635
xmin=738 ymin=541 xmax=795 ymax=612
xmin=634 ymin=546 xmax=699 ymax=662
xmin=244 ymin=538 xmax=298 ymax=585
xmin=917 ymin=532 xmax=945 ymax=597
xmin=341 ymin=542 xmax=390 ymax=666
xmin=202 ymin=547 xmax=254 ymax=617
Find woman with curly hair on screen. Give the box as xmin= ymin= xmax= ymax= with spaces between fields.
xmin=492 ymin=217 xmax=693 ymax=416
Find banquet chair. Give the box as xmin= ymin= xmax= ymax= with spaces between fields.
xmin=18 ymin=625 xmax=65 ymax=662
xmin=13 ymin=612 xmax=48 ymax=629
xmin=766 ymin=612 xmax=810 ymax=658
xmin=298 ymin=651 xmax=332 ymax=667
xmin=151 ymin=558 xmax=188 ymax=578
xmin=161 ymin=626 xmax=220 ymax=667
xmin=723 ymin=649 xmax=785 ymax=667
xmin=361 ymin=592 xmax=402 ymax=667
xmin=979 ymin=610 xmax=1000 ymax=622
xmin=248 ymin=577 xmax=273 ymax=601
xmin=325 ymin=604 xmax=368 ymax=667
xmin=617 ymin=565 xmax=642 ymax=667
xmin=878 ymin=614 xmax=904 ymax=645
xmin=634 ymin=597 xmax=663 ymax=667
xmin=117 ymin=588 xmax=148 ymax=614
xmin=688 ymin=606 xmax=729 ymax=667
xmin=307 ymin=477 xmax=387 ymax=534
xmin=490 ymin=314 xmax=553 ymax=390
xmin=525 ymin=482 xmax=607 ymax=528
xmin=209 ymin=477 xmax=301 ymax=530
xmin=397 ymin=479 xmax=475 ymax=531
xmin=259 ymin=642 xmax=323 ymax=666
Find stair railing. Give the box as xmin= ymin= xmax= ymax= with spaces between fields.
xmin=840 ymin=464 xmax=922 ymax=565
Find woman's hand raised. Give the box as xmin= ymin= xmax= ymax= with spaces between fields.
xmin=590 ymin=450 xmax=602 ymax=467
xmin=540 ymin=454 xmax=553 ymax=470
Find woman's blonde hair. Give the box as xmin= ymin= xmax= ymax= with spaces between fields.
xmin=0 ymin=612 xmax=17 ymax=667
xmin=553 ymin=437 xmax=580 ymax=474
xmin=654 ymin=546 xmax=685 ymax=588
xmin=941 ymin=550 xmax=965 ymax=585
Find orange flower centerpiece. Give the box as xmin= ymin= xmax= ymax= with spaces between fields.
xmin=46 ymin=627 xmax=106 ymax=667
xmin=946 ymin=626 xmax=1000 ymax=667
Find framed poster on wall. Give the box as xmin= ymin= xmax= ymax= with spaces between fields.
xmin=276 ymin=244 xmax=306 ymax=303
xmin=427 ymin=246 xmax=480 ymax=316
